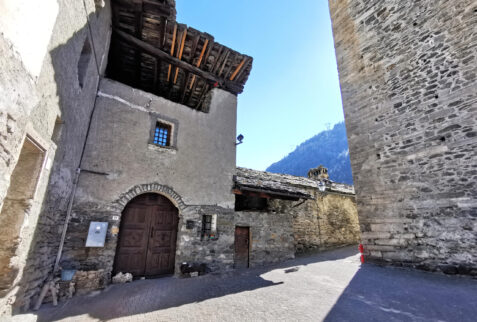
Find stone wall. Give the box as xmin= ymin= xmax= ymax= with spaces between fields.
xmin=0 ymin=0 xmax=112 ymax=314
xmin=270 ymin=191 xmax=360 ymax=254
xmin=329 ymin=0 xmax=477 ymax=275
xmin=235 ymin=211 xmax=295 ymax=267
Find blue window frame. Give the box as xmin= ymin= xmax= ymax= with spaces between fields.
xmin=153 ymin=122 xmax=171 ymax=146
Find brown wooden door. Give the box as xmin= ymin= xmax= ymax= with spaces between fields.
xmin=234 ymin=226 xmax=250 ymax=269
xmin=114 ymin=193 xmax=178 ymax=277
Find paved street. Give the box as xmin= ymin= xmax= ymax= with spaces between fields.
xmin=15 ymin=246 xmax=477 ymax=322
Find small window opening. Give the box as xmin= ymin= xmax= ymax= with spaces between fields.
xmin=235 ymin=194 xmax=268 ymax=211
xmin=78 ymin=36 xmax=92 ymax=89
xmin=153 ymin=122 xmax=172 ymax=146
xmin=201 ymin=214 xmax=217 ymax=240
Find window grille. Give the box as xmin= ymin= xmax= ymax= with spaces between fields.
xmin=153 ymin=122 xmax=171 ymax=146
xmin=201 ymin=215 xmax=212 ymax=239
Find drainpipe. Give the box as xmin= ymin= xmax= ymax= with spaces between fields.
xmin=52 ymin=168 xmax=81 ymax=274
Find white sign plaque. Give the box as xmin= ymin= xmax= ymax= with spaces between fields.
xmin=85 ymin=222 xmax=108 ymax=247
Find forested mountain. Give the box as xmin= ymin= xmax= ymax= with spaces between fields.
xmin=266 ymin=122 xmax=353 ymax=184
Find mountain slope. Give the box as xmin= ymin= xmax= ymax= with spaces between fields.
xmin=266 ymin=122 xmax=353 ymax=184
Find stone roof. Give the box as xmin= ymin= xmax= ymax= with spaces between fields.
xmin=234 ymin=167 xmax=355 ymax=199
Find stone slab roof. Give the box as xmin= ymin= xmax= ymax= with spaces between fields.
xmin=235 ymin=167 xmax=355 ymax=199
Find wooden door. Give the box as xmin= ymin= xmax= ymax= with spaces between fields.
xmin=114 ymin=193 xmax=178 ymax=277
xmin=145 ymin=198 xmax=178 ymax=276
xmin=234 ymin=226 xmax=250 ymax=269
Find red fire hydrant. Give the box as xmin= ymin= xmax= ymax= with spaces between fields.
xmin=358 ymin=244 xmax=365 ymax=263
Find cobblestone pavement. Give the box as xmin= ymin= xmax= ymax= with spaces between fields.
xmin=14 ymin=246 xmax=477 ymax=322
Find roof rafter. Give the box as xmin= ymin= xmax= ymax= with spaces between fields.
xmin=114 ymin=28 xmax=245 ymax=94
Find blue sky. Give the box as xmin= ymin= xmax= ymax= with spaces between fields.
xmin=177 ymin=0 xmax=344 ymax=171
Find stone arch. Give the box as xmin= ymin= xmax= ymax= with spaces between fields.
xmin=112 ymin=183 xmax=187 ymax=214
xmin=110 ymin=183 xmax=187 ymax=277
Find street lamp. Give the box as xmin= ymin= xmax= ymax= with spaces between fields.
xmin=236 ymin=134 xmax=244 ymax=145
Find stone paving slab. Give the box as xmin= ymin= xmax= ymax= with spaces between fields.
xmin=10 ymin=246 xmax=477 ymax=322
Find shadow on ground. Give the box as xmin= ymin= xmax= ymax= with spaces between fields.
xmin=33 ymin=246 xmax=358 ymax=321
xmin=325 ymin=262 xmax=477 ymax=322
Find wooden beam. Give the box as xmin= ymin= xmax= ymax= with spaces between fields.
xmin=202 ymin=39 xmax=215 ymax=71
xmin=174 ymin=27 xmax=187 ymax=84
xmin=134 ymin=1 xmax=144 ymax=88
xmin=210 ymin=46 xmax=224 ymax=74
xmin=236 ymin=58 xmax=252 ymax=83
xmin=230 ymin=57 xmax=247 ymax=81
xmin=158 ymin=17 xmax=167 ymax=49
xmin=142 ymin=0 xmax=172 ymax=16
xmin=114 ymin=29 xmax=244 ymax=93
xmin=189 ymin=38 xmax=209 ymax=90
xmin=167 ymin=23 xmax=177 ymax=81
xmin=234 ymin=185 xmax=310 ymax=200
xmin=181 ymin=33 xmax=200 ymax=104
xmin=196 ymin=83 xmax=210 ymax=111
xmin=153 ymin=58 xmax=158 ymax=90
xmin=222 ymin=53 xmax=235 ymax=79
xmin=218 ymin=51 xmax=230 ymax=77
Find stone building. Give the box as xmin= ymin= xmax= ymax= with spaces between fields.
xmin=0 ymin=0 xmax=362 ymax=315
xmin=329 ymin=1 xmax=477 ymax=275
xmin=234 ymin=167 xmax=360 ymax=256
xmin=0 ymin=0 xmax=255 ymax=314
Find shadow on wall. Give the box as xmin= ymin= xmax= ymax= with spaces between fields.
xmin=32 ymin=247 xmax=358 ymax=321
xmin=9 ymin=4 xmax=110 ymax=313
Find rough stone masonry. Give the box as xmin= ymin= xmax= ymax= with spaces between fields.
xmin=329 ymin=0 xmax=477 ymax=275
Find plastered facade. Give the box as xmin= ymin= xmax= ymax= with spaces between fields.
xmin=329 ymin=0 xmax=477 ymax=275
xmin=60 ymin=78 xmax=240 ymax=276
xmin=0 ymin=0 xmax=112 ymax=313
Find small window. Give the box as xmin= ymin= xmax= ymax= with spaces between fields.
xmin=202 ymin=215 xmax=212 ymax=238
xmin=153 ymin=122 xmax=172 ymax=146
xmin=201 ymin=214 xmax=217 ymax=240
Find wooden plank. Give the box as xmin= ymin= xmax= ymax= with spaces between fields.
xmin=142 ymin=0 xmax=172 ymax=16
xmin=173 ymin=27 xmax=188 ymax=84
xmin=230 ymin=57 xmax=247 ymax=81
xmin=186 ymin=75 xmax=200 ymax=106
xmin=167 ymin=23 xmax=177 ymax=81
xmin=196 ymin=83 xmax=210 ymax=111
xmin=158 ymin=17 xmax=167 ymax=49
xmin=134 ymin=1 xmax=144 ymax=88
xmin=114 ymin=29 xmax=244 ymax=93
xmin=189 ymin=38 xmax=209 ymax=89
xmin=222 ymin=53 xmax=235 ymax=79
xmin=180 ymin=33 xmax=200 ymax=103
xmin=212 ymin=48 xmax=228 ymax=74
xmin=210 ymin=46 xmax=224 ymax=73
xmin=235 ymin=58 xmax=252 ymax=83
xmin=153 ymin=58 xmax=158 ymax=91
xmin=217 ymin=51 xmax=230 ymax=77
xmin=235 ymin=185 xmax=307 ymax=200
xmin=202 ymin=38 xmax=215 ymax=71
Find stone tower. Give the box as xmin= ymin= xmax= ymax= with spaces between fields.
xmin=329 ymin=0 xmax=477 ymax=275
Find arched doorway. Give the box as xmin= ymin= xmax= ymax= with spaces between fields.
xmin=114 ymin=193 xmax=179 ymax=277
